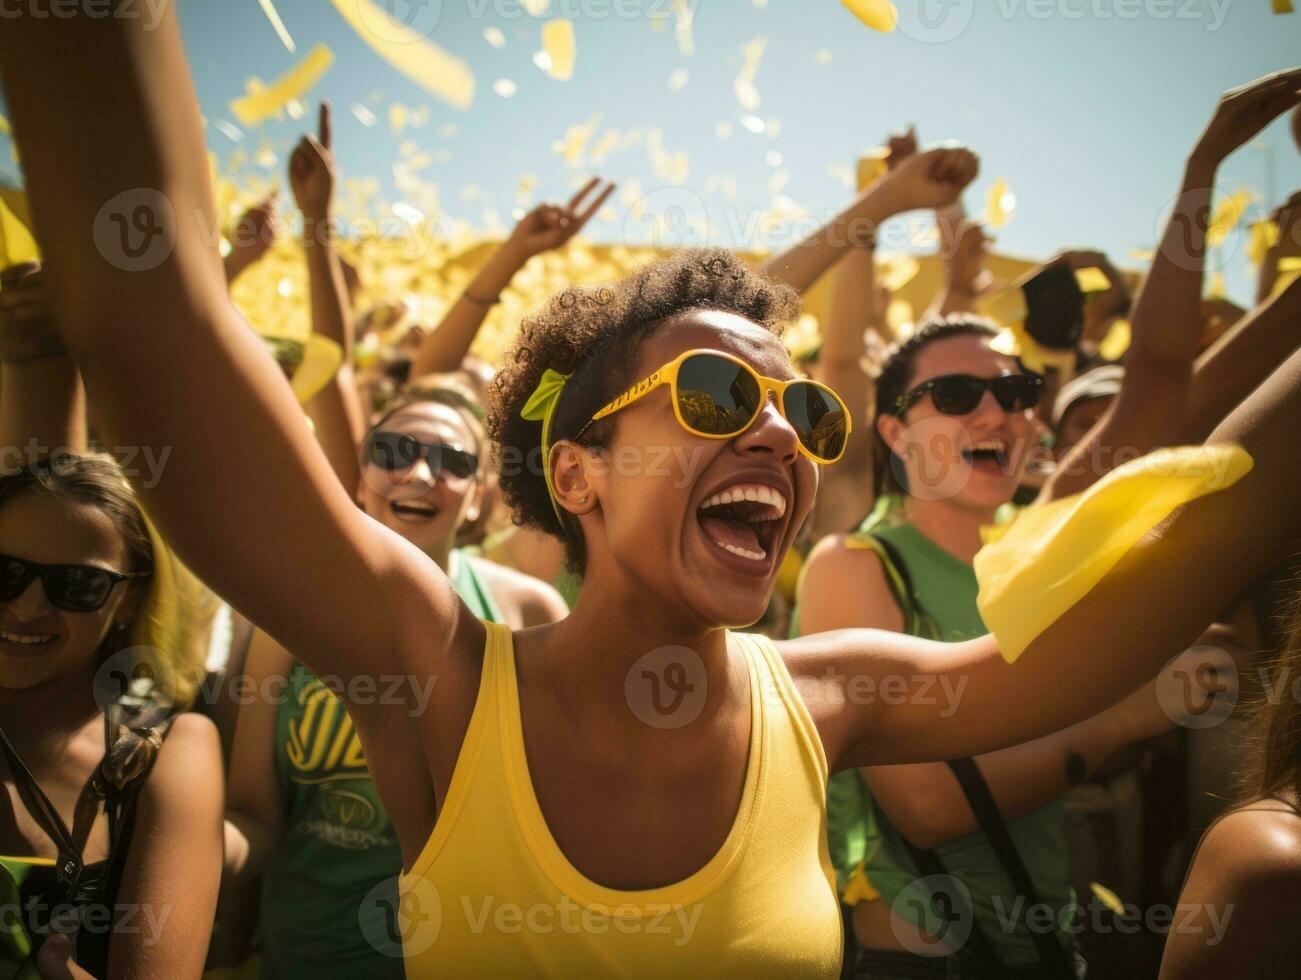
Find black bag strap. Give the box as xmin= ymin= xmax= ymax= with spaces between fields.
xmin=946 ymin=757 xmax=1076 ymax=979
xmin=0 ymin=725 xmax=83 ymax=897
xmin=898 ymin=833 xmax=1005 ymax=970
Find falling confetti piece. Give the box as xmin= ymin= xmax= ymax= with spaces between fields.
xmin=1098 ymin=318 xmax=1132 ymax=361
xmin=483 ymin=27 xmax=506 ymax=48
xmin=716 ymin=121 xmax=734 ymax=139
xmin=0 ymin=115 xmax=10 ymax=136
xmin=814 ymin=48 xmax=834 ymax=65
xmin=842 ymin=0 xmax=898 ymax=31
xmin=254 ymin=142 xmax=279 ymax=169
xmin=1089 ymin=882 xmax=1126 ymax=917
xmin=229 ymin=45 xmax=333 ymax=127
xmin=542 ymin=19 xmax=576 ymax=80
xmin=329 ymin=0 xmax=474 ymax=109
xmin=766 ymin=150 xmax=783 ymax=167
xmin=1273 ymin=0 xmax=1293 ymax=12
xmin=350 ymin=102 xmax=378 ymax=126
xmin=493 ymin=78 xmax=518 ymax=98
xmin=673 ymin=0 xmax=695 ymax=57
xmin=669 ymin=68 xmax=689 ymax=92
xmin=0 ymin=190 xmax=40 ymax=270
xmin=1074 ymin=267 xmax=1110 ymax=294
xmin=986 ymin=178 xmax=1015 ymax=228
xmin=768 ymin=170 xmax=791 ymax=194
xmin=1127 ymin=247 xmax=1155 ymax=262
xmin=827 ymin=163 xmax=853 ymax=189
xmin=552 ymin=114 xmax=602 ymax=165
xmin=740 ymin=114 xmax=765 ymax=134
xmin=1206 ymin=188 xmax=1255 ymax=248
xmin=523 ymin=0 xmax=550 ymax=14
xmin=215 ymin=118 xmax=246 ymax=142
xmin=286 ymin=98 xmax=306 ymax=120
xmin=590 ymin=129 xmax=621 ymax=163
xmin=734 ymin=37 xmax=766 ymax=111
xmin=256 ymin=0 xmax=296 ymax=53
xmin=1247 ymin=218 xmax=1280 ymax=266
xmin=389 ymin=102 xmax=409 ymax=136
xmin=533 ymin=50 xmax=553 ymax=72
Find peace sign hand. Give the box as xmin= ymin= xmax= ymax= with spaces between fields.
xmin=506 ymin=177 xmax=617 ymax=260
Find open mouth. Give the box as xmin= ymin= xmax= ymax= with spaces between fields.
xmin=961 ymin=439 xmax=1010 ymax=474
xmin=389 ymin=499 xmax=440 ymax=523
xmin=0 ymin=629 xmax=58 ymax=654
xmin=697 ymin=483 xmax=788 ymax=568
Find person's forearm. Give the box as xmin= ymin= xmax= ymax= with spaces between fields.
xmin=1181 ymin=276 xmax=1301 ymax=443
xmin=410 ymin=242 xmax=526 ymax=378
xmin=223 ymin=812 xmax=282 ymax=882
xmin=761 ymin=189 xmax=895 ymax=295
xmin=303 ymin=224 xmax=354 ymax=360
xmin=0 ymin=355 xmax=86 ymax=455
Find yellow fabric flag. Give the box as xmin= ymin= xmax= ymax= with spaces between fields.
xmin=975 ymin=445 xmax=1253 ymax=662
xmin=230 ymin=45 xmax=334 ymax=126
xmin=329 ymin=0 xmax=475 ymax=109
xmin=542 ymin=19 xmax=577 ymax=81
xmin=289 ymin=334 xmax=344 ymax=405
xmin=842 ymin=0 xmax=898 ymax=31
xmin=0 ymin=190 xmax=40 ymax=271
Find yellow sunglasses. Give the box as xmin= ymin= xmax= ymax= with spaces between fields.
xmin=574 ymin=349 xmax=851 ymax=464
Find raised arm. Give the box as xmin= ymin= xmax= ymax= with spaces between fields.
xmin=290 ymin=102 xmax=365 ymax=492
xmin=761 ymin=145 xmax=979 ymax=295
xmin=409 ymin=178 xmax=614 ymax=378
xmin=1045 ymin=70 xmax=1301 ymax=500
xmin=0 ymin=7 xmax=471 ymax=682
xmin=795 ymin=331 xmax=1301 ymax=773
xmin=0 ymin=263 xmax=85 ymax=454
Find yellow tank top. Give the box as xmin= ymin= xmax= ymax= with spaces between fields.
xmin=397 ymin=621 xmax=842 ymax=977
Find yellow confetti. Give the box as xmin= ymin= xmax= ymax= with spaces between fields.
xmin=1206 ymin=188 xmax=1254 ymax=248
xmin=256 ymin=0 xmax=296 ymax=53
xmin=986 ymin=178 xmax=1015 ymax=228
xmin=1271 ymin=262 xmax=1301 ymax=299
xmin=1273 ymin=0 xmax=1293 ymax=12
xmin=669 ymin=68 xmax=689 ymax=92
xmin=389 ymin=103 xmax=410 ymax=136
xmin=734 ymin=37 xmax=766 ymax=111
xmin=328 ymin=0 xmax=475 ymax=109
xmin=1207 ymin=270 xmax=1226 ymax=300
xmin=1074 ymin=267 xmax=1110 ymax=294
xmin=589 ymin=129 xmax=621 ymax=163
xmin=814 ymin=48 xmax=834 ymax=65
xmin=552 ymin=114 xmax=602 ymax=165
xmin=1247 ymin=218 xmax=1280 ymax=266
xmin=673 ymin=0 xmax=695 ymax=57
xmin=0 ymin=190 xmax=40 ymax=271
xmin=1090 ymin=882 xmax=1126 ymax=916
xmin=0 ymin=115 xmax=10 ymax=136
xmin=542 ymin=19 xmax=576 ymax=80
xmin=1127 ymin=247 xmax=1155 ymax=262
xmin=229 ymin=45 xmax=334 ymax=126
xmin=842 ymin=0 xmax=898 ymax=31
xmin=1098 ymin=318 xmax=1131 ymax=361
xmin=483 ymin=27 xmax=506 ymax=48
xmin=290 ymin=334 xmax=344 ymax=404
xmin=523 ymin=0 xmax=550 ymax=13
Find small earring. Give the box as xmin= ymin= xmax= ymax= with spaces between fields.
xmin=577 ymin=496 xmax=589 ymax=505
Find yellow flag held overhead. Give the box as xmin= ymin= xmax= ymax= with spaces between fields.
xmin=842 ymin=0 xmax=898 ymax=31
xmin=542 ymin=19 xmax=577 ymax=80
xmin=230 ymin=45 xmax=334 ymax=126
xmin=329 ymin=0 xmax=475 ymax=109
xmin=0 ymin=190 xmax=40 ymax=271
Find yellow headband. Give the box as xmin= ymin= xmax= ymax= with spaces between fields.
xmin=520 ymin=367 xmax=571 ymax=526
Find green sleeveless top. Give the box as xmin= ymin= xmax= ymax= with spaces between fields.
xmin=816 ymin=515 xmax=1076 ymax=970
xmin=259 ymin=549 xmax=503 ymax=978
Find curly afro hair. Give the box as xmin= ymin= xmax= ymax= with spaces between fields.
xmin=487 ymin=248 xmax=801 ymax=573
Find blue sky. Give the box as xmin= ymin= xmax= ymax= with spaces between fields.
xmin=2 ymin=0 xmax=1298 ymax=303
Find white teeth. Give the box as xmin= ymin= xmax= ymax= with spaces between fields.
xmin=968 ymin=440 xmax=1006 ymax=452
xmin=720 ymin=542 xmax=767 ymax=561
xmin=1 ymin=631 xmax=55 ymax=645
xmin=699 ymin=483 xmax=788 ymax=518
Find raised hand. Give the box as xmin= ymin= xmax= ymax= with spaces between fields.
xmin=224 ymin=193 xmax=280 ymax=283
xmin=876 ymin=145 xmax=979 ymax=215
xmin=289 ymin=101 xmax=335 ymax=224
xmin=504 ymin=177 xmax=616 ymax=260
xmin=884 ymin=125 xmax=917 ymax=171
xmin=1192 ymin=67 xmax=1301 ymax=168
xmin=0 ymin=262 xmax=61 ymax=361
xmin=949 ymin=220 xmax=993 ymax=298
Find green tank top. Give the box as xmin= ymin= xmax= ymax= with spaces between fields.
xmin=816 ymin=516 xmax=1076 ymax=970
xmin=259 ymin=549 xmax=502 ymax=978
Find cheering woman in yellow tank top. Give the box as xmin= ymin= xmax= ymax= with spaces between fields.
xmin=4 ymin=12 xmax=1300 ymax=975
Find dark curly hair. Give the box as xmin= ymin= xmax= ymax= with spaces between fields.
xmin=873 ymin=315 xmax=1002 ymax=497
xmin=487 ymin=248 xmax=801 ymax=573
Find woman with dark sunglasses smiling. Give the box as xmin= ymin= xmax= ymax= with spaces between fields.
xmin=0 ymin=265 xmax=222 ymax=979
xmin=8 ymin=17 xmax=1301 ymax=978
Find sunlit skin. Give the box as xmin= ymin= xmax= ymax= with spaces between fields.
xmin=0 ymin=492 xmax=142 ymax=694
xmin=876 ymin=334 xmax=1037 ymax=556
xmin=357 ymin=402 xmax=484 ymax=568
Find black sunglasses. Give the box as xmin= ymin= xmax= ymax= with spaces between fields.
xmin=892 ymin=373 xmax=1043 ymax=417
xmin=0 ymin=552 xmax=150 ymax=613
xmin=365 ymin=431 xmax=480 ymax=482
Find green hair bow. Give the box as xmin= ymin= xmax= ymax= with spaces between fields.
xmin=520 ymin=367 xmax=572 ymax=525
